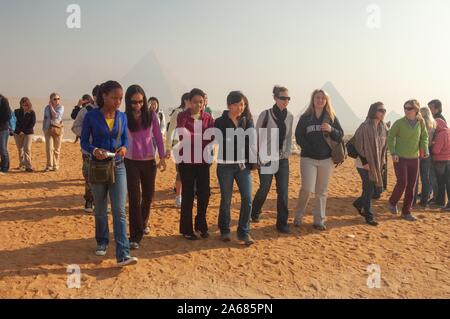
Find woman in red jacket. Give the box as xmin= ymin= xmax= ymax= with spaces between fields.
xmin=431 ymin=118 xmax=450 ymax=210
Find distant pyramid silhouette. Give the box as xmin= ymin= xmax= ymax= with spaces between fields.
xmin=296 ymin=82 xmax=362 ymax=134
xmin=121 ymin=51 xmax=183 ymax=111
xmin=386 ymin=110 xmax=403 ymax=124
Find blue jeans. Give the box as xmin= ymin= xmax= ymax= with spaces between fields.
xmin=430 ymin=160 xmax=439 ymax=200
xmin=90 ymin=162 xmax=130 ymax=262
xmin=0 ymin=130 xmax=10 ymax=172
xmin=354 ymin=168 xmax=376 ymax=220
xmin=217 ymin=164 xmax=252 ymax=238
xmin=251 ymin=159 xmax=289 ymax=230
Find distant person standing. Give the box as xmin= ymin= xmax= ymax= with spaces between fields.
xmin=72 ymin=85 xmax=100 ymax=213
xmin=13 ymin=97 xmax=36 ymax=172
xmin=428 ymin=99 xmax=445 ymax=204
xmin=204 ymin=93 xmax=213 ymax=116
xmin=148 ymin=97 xmax=166 ymax=149
xmin=430 ymin=118 xmax=450 ymax=211
xmin=388 ymin=100 xmax=429 ymax=222
xmin=165 ymin=93 xmax=190 ymax=208
xmin=294 ymin=89 xmax=344 ymax=231
xmin=414 ymin=107 xmax=436 ymax=207
xmin=81 ymin=80 xmax=138 ymax=267
xmin=251 ymin=86 xmax=294 ymax=234
xmin=0 ymin=94 xmax=12 ymax=173
xmin=43 ymin=93 xmax=64 ymax=172
xmin=353 ymin=102 xmax=388 ymax=226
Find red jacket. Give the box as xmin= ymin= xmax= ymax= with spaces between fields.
xmin=176 ymin=110 xmax=215 ymax=164
xmin=431 ymin=119 xmax=450 ymax=161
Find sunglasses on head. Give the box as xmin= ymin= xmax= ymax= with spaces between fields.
xmin=277 ymin=96 xmax=291 ymax=101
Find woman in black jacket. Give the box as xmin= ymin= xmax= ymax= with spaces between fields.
xmin=14 ymin=97 xmax=36 ymax=172
xmin=294 ymin=89 xmax=344 ymax=231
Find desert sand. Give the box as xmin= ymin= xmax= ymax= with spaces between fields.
xmin=0 ymin=141 xmax=449 ymax=299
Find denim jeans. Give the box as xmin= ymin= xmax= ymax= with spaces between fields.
xmin=415 ymin=157 xmax=432 ymax=205
xmin=217 ymin=164 xmax=252 ymax=238
xmin=0 ymin=130 xmax=10 ymax=172
xmin=430 ymin=160 xmax=439 ymax=200
xmin=251 ymin=159 xmax=289 ymax=230
xmin=90 ymin=162 xmax=130 ymax=262
xmin=434 ymin=161 xmax=450 ymax=206
xmin=354 ymin=168 xmax=376 ymax=220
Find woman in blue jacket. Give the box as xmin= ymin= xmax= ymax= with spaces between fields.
xmin=81 ymin=80 xmax=138 ymax=268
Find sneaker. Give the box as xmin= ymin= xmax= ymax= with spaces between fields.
xmin=313 ymin=223 xmax=327 ymax=231
xmin=25 ymin=168 xmax=34 ymax=173
xmin=221 ymin=233 xmax=232 ymax=242
xmin=95 ymin=245 xmax=108 ymax=256
xmin=129 ymin=242 xmax=140 ymax=250
xmin=117 ymin=256 xmax=138 ymax=267
xmin=175 ymin=195 xmax=182 ymax=208
xmin=402 ymin=214 xmax=417 ymax=222
xmin=238 ymin=235 xmax=255 ymax=246
xmin=388 ymin=203 xmax=398 ymax=215
xmin=44 ymin=167 xmax=51 ymax=172
xmin=183 ymin=233 xmax=199 ymax=241
xmin=366 ymin=219 xmax=379 ymax=227
xmin=293 ymin=218 xmax=302 ymax=227
xmin=84 ymin=201 xmax=94 ymax=213
xmin=144 ymin=227 xmax=151 ymax=235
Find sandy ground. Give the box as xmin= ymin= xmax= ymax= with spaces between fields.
xmin=0 ymin=141 xmax=449 ymax=299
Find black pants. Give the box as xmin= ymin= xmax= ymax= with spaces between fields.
xmin=125 ymin=158 xmax=157 ymax=243
xmin=179 ymin=163 xmax=210 ymax=235
xmin=434 ymin=160 xmax=450 ymax=206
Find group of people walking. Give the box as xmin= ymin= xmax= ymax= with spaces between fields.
xmin=1 ymin=83 xmax=448 ymax=268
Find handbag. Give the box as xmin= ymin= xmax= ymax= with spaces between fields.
xmin=323 ymin=115 xmax=347 ymax=166
xmin=88 ymin=117 xmax=122 ymax=185
xmin=346 ymin=136 xmax=359 ymax=159
xmin=50 ymin=123 xmax=63 ymax=137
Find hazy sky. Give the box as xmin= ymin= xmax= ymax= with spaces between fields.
xmin=1 ymin=0 xmax=449 ymax=119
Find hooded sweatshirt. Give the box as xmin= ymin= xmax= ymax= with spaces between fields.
xmin=431 ymin=118 xmax=450 ymax=162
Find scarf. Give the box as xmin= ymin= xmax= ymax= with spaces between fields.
xmin=354 ymin=118 xmax=387 ymax=187
xmin=272 ymin=105 xmax=287 ymax=151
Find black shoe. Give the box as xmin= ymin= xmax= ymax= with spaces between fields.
xmin=277 ymin=226 xmax=291 ymax=234
xmin=366 ymin=219 xmax=379 ymax=226
xmin=183 ymin=234 xmax=199 ymax=241
xmin=200 ymin=231 xmax=210 ymax=239
xmin=352 ymin=202 xmax=364 ymax=217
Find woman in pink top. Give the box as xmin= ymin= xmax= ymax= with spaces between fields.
xmin=124 ymin=85 xmax=166 ymax=249
xmin=431 ymin=118 xmax=450 ymax=210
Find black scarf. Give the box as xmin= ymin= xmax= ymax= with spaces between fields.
xmin=272 ymin=105 xmax=287 ymax=151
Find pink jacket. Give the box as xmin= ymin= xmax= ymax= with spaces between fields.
xmin=431 ymin=119 xmax=450 ymax=161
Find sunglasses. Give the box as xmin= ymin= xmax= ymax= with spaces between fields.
xmin=404 ymin=107 xmax=416 ymax=111
xmin=53 ymin=98 xmax=60 ymax=101
xmin=277 ymin=96 xmax=291 ymax=101
xmin=377 ymin=109 xmax=387 ymax=114
xmin=131 ymin=100 xmax=144 ymax=105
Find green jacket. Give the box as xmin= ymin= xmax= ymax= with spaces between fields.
xmin=387 ymin=117 xmax=429 ymax=158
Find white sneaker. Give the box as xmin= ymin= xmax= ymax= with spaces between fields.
xmin=117 ymin=256 xmax=138 ymax=267
xmin=144 ymin=227 xmax=150 ymax=235
xmin=175 ymin=195 xmax=182 ymax=208
xmin=95 ymin=245 xmax=108 ymax=256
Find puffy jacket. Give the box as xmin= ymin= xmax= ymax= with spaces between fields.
xmin=431 ymin=118 xmax=450 ymax=161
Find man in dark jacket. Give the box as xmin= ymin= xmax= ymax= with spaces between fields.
xmin=0 ymin=95 xmax=12 ymax=172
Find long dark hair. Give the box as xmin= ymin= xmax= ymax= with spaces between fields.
xmin=148 ymin=96 xmax=160 ymax=113
xmin=0 ymin=94 xmax=12 ymax=124
xmin=227 ymin=91 xmax=253 ymax=122
xmin=125 ymin=85 xmax=152 ymax=132
xmin=97 ymin=81 xmax=123 ymax=109
xmin=180 ymin=92 xmax=190 ymax=109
